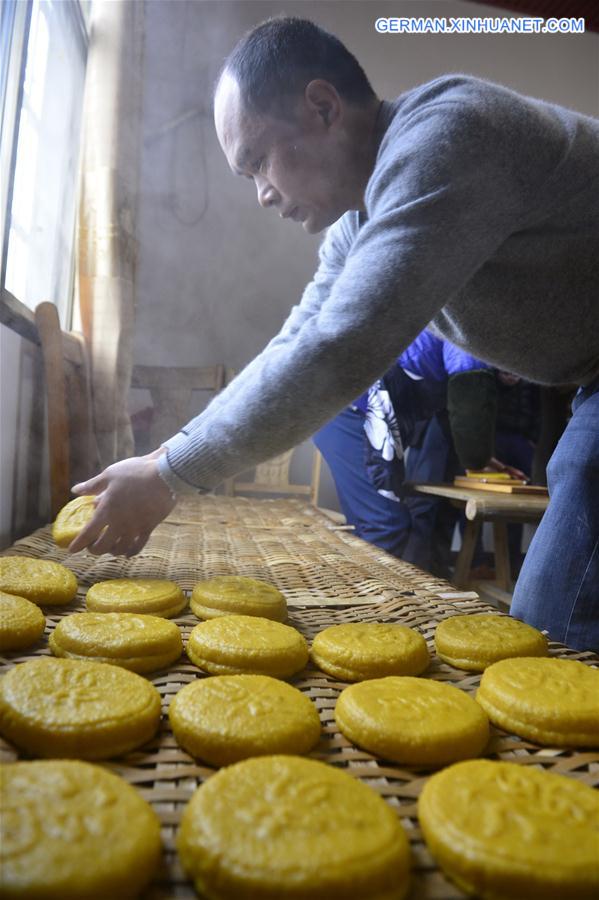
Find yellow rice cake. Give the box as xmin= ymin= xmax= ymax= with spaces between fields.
xmin=336 ymin=676 xmax=489 ymax=766
xmin=0 ymin=759 xmax=161 ymax=899
xmin=435 ymin=613 xmax=548 ymax=671
xmin=476 ymin=656 xmax=599 ymax=746
xmin=419 ymin=758 xmax=599 ymax=900
xmin=177 ymin=754 xmax=411 ymax=899
xmin=52 ymin=495 xmax=96 ymax=548
xmin=49 ymin=611 xmax=182 ymax=673
xmin=311 ymin=622 xmax=429 ymax=681
xmin=86 ymin=578 xmax=187 ymax=618
xmin=186 ymin=614 xmax=308 ymax=679
xmin=0 ymin=556 xmax=77 ymax=606
xmin=0 ymin=591 xmax=45 ymax=651
xmin=169 ymin=674 xmax=321 ymax=765
xmin=191 ymin=575 xmax=287 ymax=621
xmin=0 ymin=656 xmax=162 ymax=759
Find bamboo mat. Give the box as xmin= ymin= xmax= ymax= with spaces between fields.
xmin=1 ymin=495 xmax=598 ymax=900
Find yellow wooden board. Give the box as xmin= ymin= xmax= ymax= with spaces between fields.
xmin=454 ymin=477 xmax=548 ymax=495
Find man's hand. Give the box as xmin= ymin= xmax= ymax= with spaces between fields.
xmin=486 ymin=456 xmax=528 ymax=482
xmin=68 ymin=451 xmax=177 ymax=556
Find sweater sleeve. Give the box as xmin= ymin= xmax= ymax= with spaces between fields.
xmin=161 ymin=95 xmax=532 ymax=492
xmin=159 ymin=214 xmax=358 ymax=491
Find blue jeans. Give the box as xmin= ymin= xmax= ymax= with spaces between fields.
xmin=402 ymin=415 xmax=452 ymax=571
xmin=511 ymin=377 xmax=599 ymax=652
xmin=313 ymin=407 xmax=412 ymax=557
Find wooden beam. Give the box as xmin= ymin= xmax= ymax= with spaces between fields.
xmin=492 ymin=521 xmax=512 ymax=591
xmin=0 ymin=287 xmax=38 ymax=345
xmin=34 ymin=302 xmax=71 ymax=517
xmin=0 ymin=287 xmax=84 ymax=367
xmin=452 ymin=519 xmax=482 ymax=589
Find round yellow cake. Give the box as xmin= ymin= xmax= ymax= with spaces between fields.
xmin=311 ymin=623 xmax=430 ymax=682
xmin=0 ymin=556 xmax=77 ymax=606
xmin=0 ymin=759 xmax=162 ymax=899
xmin=177 ymin=754 xmax=411 ymax=899
xmin=0 ymin=657 xmax=162 ymax=759
xmin=434 ymin=613 xmax=548 ymax=671
xmin=49 ymin=612 xmax=182 ymax=673
xmin=86 ymin=578 xmax=187 ymax=618
xmin=186 ymin=614 xmax=309 ymax=679
xmin=169 ymin=674 xmax=321 ymax=766
xmin=191 ymin=575 xmax=287 ymax=621
xmin=52 ymin=495 xmax=97 ymax=548
xmin=0 ymin=591 xmax=46 ymax=651
xmin=418 ymin=759 xmax=599 ymax=900
xmin=336 ymin=676 xmax=489 ymax=766
xmin=476 ymin=656 xmax=599 ymax=747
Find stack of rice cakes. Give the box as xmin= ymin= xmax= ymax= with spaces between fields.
xmin=0 ymin=499 xmax=598 ymax=900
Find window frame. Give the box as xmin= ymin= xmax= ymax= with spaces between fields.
xmin=0 ymin=0 xmax=89 ymax=338
xmin=0 ymin=0 xmax=31 ymax=296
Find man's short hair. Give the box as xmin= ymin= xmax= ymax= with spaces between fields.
xmin=219 ymin=17 xmax=376 ymax=116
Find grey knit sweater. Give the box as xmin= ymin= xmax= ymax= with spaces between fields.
xmin=160 ymin=75 xmax=599 ymax=494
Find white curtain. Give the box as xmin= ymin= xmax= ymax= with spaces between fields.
xmin=77 ymin=0 xmax=145 ymax=466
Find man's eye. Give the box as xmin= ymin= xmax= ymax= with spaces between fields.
xmin=253 ymin=157 xmax=265 ymax=173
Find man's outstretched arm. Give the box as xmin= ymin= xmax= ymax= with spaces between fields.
xmin=67 ymin=218 xmax=355 ymax=554
xmin=69 ymin=99 xmax=528 ymax=554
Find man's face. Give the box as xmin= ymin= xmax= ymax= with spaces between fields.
xmin=214 ymin=73 xmax=355 ymax=234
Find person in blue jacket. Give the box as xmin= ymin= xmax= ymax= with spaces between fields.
xmin=313 ymin=330 xmax=517 ymax=570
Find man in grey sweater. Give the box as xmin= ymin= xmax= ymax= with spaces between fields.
xmin=72 ymin=18 xmax=599 ymax=651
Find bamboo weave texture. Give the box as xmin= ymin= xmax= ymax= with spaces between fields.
xmin=1 ymin=496 xmax=597 ymax=899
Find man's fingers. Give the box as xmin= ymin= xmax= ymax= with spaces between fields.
xmin=72 ymin=473 xmax=108 ymax=496
xmin=124 ymin=532 xmax=152 ymax=558
xmin=510 ymin=467 xmax=527 ymax=481
xmin=67 ymin=508 xmax=110 ymax=554
xmin=501 ymin=463 xmax=527 ymax=480
xmin=104 ymin=531 xmax=151 ymax=558
xmin=88 ymin=526 xmax=120 ymax=557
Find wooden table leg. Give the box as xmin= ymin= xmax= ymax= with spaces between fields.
xmin=452 ymin=519 xmax=482 ymax=589
xmin=492 ymin=521 xmax=511 ymax=591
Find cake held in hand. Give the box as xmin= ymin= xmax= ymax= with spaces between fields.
xmin=311 ymin=622 xmax=430 ymax=681
xmin=336 ymin=676 xmax=489 ymax=766
xmin=0 ymin=591 xmax=45 ymax=651
xmin=86 ymin=578 xmax=187 ymax=618
xmin=177 ymin=754 xmax=411 ymax=900
xmin=169 ymin=674 xmax=321 ymax=766
xmin=418 ymin=759 xmax=599 ymax=900
xmin=49 ymin=611 xmax=182 ymax=673
xmin=435 ymin=613 xmax=548 ymax=671
xmin=0 ymin=656 xmax=162 ymax=759
xmin=0 ymin=759 xmax=161 ymax=899
xmin=0 ymin=556 xmax=77 ymax=606
xmin=186 ymin=614 xmax=309 ymax=679
xmin=191 ymin=575 xmax=287 ymax=621
xmin=476 ymin=656 xmax=599 ymax=747
xmin=52 ymin=495 xmax=96 ymax=548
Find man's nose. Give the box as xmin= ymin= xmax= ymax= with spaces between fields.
xmin=255 ymin=177 xmax=279 ymax=209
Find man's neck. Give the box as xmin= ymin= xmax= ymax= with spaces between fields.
xmin=348 ymin=98 xmax=384 ymax=211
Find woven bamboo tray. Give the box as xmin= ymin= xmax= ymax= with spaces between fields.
xmin=1 ymin=495 xmax=598 ymax=899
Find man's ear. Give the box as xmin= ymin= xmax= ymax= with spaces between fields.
xmin=304 ymin=80 xmax=342 ymax=128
